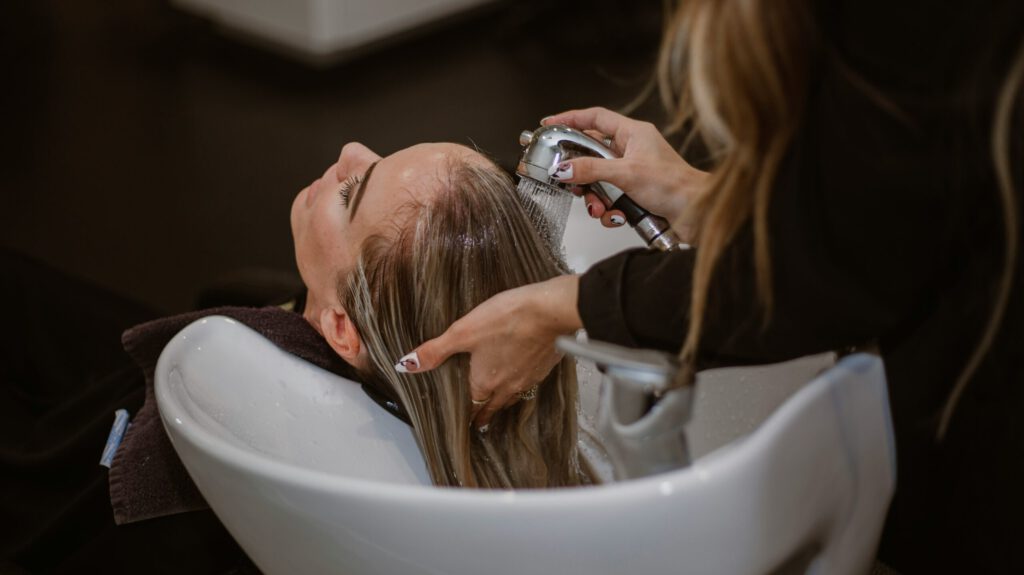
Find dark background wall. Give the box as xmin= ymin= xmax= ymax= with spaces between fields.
xmin=0 ymin=0 xmax=666 ymax=314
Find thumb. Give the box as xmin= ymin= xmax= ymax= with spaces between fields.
xmin=549 ymin=157 xmax=633 ymax=191
xmin=394 ymin=328 xmax=463 ymax=374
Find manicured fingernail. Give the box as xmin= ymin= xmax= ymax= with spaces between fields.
xmin=548 ymin=161 xmax=573 ymax=180
xmin=586 ymin=202 xmax=595 ymax=217
xmin=540 ymin=115 xmax=553 ymax=125
xmin=610 ymin=214 xmax=626 ymax=226
xmin=394 ymin=352 xmax=419 ymax=373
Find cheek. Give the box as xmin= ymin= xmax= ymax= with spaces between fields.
xmin=292 ymin=198 xmax=329 ymax=286
xmin=307 ymin=204 xmax=355 ymax=277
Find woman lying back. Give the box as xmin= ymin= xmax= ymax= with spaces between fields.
xmin=291 ymin=141 xmax=594 ymax=488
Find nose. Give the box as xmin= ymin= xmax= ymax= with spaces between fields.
xmin=336 ymin=142 xmax=381 ymax=180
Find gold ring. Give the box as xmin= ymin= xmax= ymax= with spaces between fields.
xmin=516 ymin=385 xmax=539 ymax=401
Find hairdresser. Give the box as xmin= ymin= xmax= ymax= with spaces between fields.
xmin=402 ymin=1 xmax=1024 ymax=572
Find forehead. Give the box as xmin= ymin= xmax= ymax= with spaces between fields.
xmin=379 ymin=143 xmax=486 ymax=189
xmin=357 ymin=143 xmax=491 ymax=218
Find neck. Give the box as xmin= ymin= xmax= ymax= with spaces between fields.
xmin=302 ymin=290 xmax=325 ymax=336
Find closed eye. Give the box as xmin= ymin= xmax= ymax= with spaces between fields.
xmin=338 ymin=175 xmax=361 ymax=207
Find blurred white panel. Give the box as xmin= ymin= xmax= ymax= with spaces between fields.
xmin=172 ymin=0 xmax=500 ymax=63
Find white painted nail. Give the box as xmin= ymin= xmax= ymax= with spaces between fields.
xmin=394 ymin=352 xmax=420 ymax=373
xmin=547 ymin=161 xmax=573 ymax=180
xmin=610 ymin=214 xmax=626 ymax=226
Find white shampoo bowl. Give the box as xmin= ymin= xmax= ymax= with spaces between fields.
xmin=155 ymin=316 xmax=895 ymax=575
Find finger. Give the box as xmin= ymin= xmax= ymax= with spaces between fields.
xmin=600 ymin=209 xmax=627 ymax=228
xmin=473 ymin=386 xmax=519 ymax=429
xmin=583 ymin=192 xmax=606 ymax=219
xmin=469 ymin=391 xmax=492 ymax=420
xmin=542 ymin=107 xmax=635 ymax=147
xmin=542 ymin=110 xmax=626 ymax=154
xmin=582 ymin=128 xmax=614 ymax=147
xmin=469 ymin=374 xmax=499 ymax=412
xmin=549 ymin=157 xmax=635 ymax=191
xmin=395 ymin=325 xmax=468 ymax=374
xmin=473 ymin=401 xmax=498 ymax=429
xmin=583 ymin=129 xmax=624 ymax=156
xmin=540 ymin=110 xmax=572 ymax=125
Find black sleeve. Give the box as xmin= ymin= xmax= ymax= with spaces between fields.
xmin=578 ymin=52 xmax=955 ymax=365
xmin=577 ymin=246 xmax=694 ymax=352
xmin=577 ymin=0 xmax=1024 ymax=365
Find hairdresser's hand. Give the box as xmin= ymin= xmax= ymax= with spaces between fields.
xmin=395 ymin=275 xmax=582 ymax=428
xmin=542 ymin=107 xmax=706 ymax=238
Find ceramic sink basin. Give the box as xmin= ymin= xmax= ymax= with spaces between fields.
xmin=156 ymin=315 xmax=894 ymax=575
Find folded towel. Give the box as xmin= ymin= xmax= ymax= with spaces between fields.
xmin=108 ymin=306 xmax=360 ymax=525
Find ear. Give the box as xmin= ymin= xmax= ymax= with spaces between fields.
xmin=319 ymin=306 xmax=367 ymax=369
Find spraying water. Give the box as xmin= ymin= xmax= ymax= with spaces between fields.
xmin=516 ymin=178 xmax=573 ymax=257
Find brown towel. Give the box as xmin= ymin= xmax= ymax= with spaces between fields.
xmin=108 ymin=306 xmax=359 ymax=525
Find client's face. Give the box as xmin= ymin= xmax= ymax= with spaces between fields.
xmin=291 ymin=141 xmax=488 ymax=324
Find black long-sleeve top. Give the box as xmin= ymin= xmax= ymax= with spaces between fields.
xmin=578 ymin=2 xmax=1024 ymax=572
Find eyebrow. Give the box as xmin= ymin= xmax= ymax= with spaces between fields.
xmin=347 ymin=160 xmax=379 ymax=222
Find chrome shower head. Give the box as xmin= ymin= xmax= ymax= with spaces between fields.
xmin=516 ymin=125 xmax=685 ymax=252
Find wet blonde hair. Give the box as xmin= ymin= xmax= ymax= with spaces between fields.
xmin=659 ymin=0 xmax=1022 ymax=435
xmin=338 ymin=159 xmax=594 ymax=488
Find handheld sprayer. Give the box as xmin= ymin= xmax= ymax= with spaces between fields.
xmin=515 ymin=124 xmax=686 ymax=252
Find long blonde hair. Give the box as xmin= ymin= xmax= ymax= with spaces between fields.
xmin=339 ymin=159 xmax=594 ymax=488
xmin=658 ymin=0 xmax=816 ymax=380
xmin=659 ymin=0 xmax=1022 ymax=436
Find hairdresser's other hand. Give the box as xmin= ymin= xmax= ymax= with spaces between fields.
xmin=542 ymin=107 xmax=706 ymax=237
xmin=395 ymin=275 xmax=582 ymax=428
